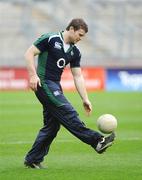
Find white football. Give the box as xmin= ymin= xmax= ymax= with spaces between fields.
xmin=97 ymin=114 xmax=117 ymax=134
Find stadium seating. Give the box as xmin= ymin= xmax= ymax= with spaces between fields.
xmin=0 ymin=0 xmax=142 ymax=67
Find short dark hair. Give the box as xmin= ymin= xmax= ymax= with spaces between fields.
xmin=66 ymin=18 xmax=88 ymax=33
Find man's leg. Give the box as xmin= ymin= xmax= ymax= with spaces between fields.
xmin=48 ymin=103 xmax=115 ymax=154
xmin=34 ymin=82 xmax=115 ymax=155
xmin=48 ymin=103 xmax=102 ymax=148
xmin=35 ymin=84 xmax=108 ymax=149
xmin=25 ymin=106 xmax=60 ymax=165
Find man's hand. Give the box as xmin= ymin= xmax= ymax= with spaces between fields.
xmin=83 ymin=99 xmax=92 ymax=116
xmin=29 ymin=75 xmax=41 ymax=91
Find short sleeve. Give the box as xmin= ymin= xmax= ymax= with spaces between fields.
xmin=70 ymin=48 xmax=81 ymax=68
xmin=33 ymin=34 xmax=50 ymax=52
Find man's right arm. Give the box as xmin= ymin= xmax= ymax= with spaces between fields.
xmin=25 ymin=45 xmax=41 ymax=91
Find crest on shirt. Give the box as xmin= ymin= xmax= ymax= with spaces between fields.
xmin=71 ymin=51 xmax=74 ymax=56
xmin=53 ymin=90 xmax=60 ymax=96
xmin=54 ymin=42 xmax=62 ymax=50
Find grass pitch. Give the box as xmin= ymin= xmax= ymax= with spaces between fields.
xmin=0 ymin=91 xmax=142 ymax=180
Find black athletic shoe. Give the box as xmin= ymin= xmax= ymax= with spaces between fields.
xmin=95 ymin=132 xmax=115 ymax=154
xmin=24 ymin=161 xmax=45 ymax=169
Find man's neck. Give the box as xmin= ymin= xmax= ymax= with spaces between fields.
xmin=62 ymin=30 xmax=70 ymax=44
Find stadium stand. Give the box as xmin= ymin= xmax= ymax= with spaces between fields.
xmin=0 ymin=0 xmax=142 ymax=67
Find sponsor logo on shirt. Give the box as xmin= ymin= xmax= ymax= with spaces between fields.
xmin=57 ymin=58 xmax=66 ymax=68
xmin=54 ymin=42 xmax=62 ymax=50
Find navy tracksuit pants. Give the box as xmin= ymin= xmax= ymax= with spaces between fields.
xmin=25 ymin=80 xmax=102 ymax=163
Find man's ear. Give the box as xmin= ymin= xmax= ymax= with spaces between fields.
xmin=69 ymin=26 xmax=75 ymax=31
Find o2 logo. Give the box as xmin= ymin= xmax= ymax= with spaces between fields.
xmin=57 ymin=58 xmax=66 ymax=68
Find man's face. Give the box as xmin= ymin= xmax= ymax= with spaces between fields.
xmin=69 ymin=28 xmax=86 ymax=44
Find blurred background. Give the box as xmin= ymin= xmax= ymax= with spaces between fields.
xmin=0 ymin=1 xmax=142 ymax=179
xmin=0 ymin=0 xmax=142 ymax=91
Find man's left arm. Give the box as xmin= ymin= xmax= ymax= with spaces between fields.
xmin=71 ymin=67 xmax=92 ymax=116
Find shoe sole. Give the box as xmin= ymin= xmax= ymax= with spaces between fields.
xmin=24 ymin=162 xmax=41 ymax=169
xmin=24 ymin=162 xmax=46 ymax=169
xmin=96 ymin=141 xmax=113 ymax=154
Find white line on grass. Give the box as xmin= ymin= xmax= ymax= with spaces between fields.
xmin=0 ymin=140 xmax=75 ymax=145
xmin=0 ymin=137 xmax=142 ymax=145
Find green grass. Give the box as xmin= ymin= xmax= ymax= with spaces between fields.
xmin=0 ymin=91 xmax=142 ymax=180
